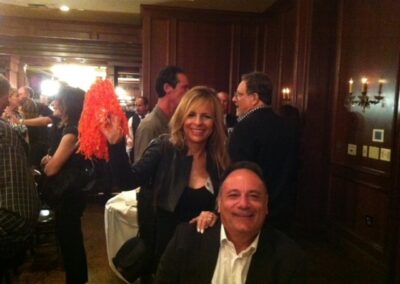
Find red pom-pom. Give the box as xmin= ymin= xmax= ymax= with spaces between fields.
xmin=78 ymin=79 xmax=128 ymax=161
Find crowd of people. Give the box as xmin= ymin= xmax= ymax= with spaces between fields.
xmin=0 ymin=65 xmax=303 ymax=284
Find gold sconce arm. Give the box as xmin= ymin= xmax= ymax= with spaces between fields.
xmin=345 ymin=78 xmax=385 ymax=112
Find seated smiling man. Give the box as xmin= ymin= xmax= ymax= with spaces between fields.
xmin=155 ymin=161 xmax=306 ymax=284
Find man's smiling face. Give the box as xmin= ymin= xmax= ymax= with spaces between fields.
xmin=218 ymin=169 xmax=268 ymax=239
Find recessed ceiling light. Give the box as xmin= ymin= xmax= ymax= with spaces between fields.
xmin=60 ymin=5 xmax=70 ymax=12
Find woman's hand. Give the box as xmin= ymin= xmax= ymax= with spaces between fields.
xmin=190 ymin=211 xmax=218 ymax=234
xmin=41 ymin=154 xmax=52 ymax=166
xmin=100 ymin=113 xmax=124 ymax=145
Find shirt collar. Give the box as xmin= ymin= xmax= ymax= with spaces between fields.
xmin=153 ymin=104 xmax=169 ymax=125
xmin=220 ymin=224 xmax=260 ymax=256
xmin=237 ymin=105 xmax=268 ymax=122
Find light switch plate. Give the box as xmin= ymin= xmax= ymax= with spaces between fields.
xmin=372 ymin=129 xmax=384 ymax=143
xmin=368 ymin=146 xmax=380 ymax=160
xmin=347 ymin=144 xmax=357 ymax=156
xmin=380 ymin=148 xmax=391 ymax=162
xmin=362 ymin=145 xmax=368 ymax=157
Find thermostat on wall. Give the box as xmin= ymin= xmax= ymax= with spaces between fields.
xmin=372 ymin=129 xmax=384 ymax=143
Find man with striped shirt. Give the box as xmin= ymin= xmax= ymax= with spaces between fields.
xmin=0 ymin=75 xmax=40 ymax=261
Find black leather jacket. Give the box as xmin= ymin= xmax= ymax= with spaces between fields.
xmin=109 ymin=134 xmax=221 ymax=214
xmin=109 ymin=134 xmax=222 ymax=273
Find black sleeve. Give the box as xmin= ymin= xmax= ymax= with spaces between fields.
xmin=109 ymin=137 xmax=163 ymax=190
xmin=63 ymin=125 xmax=78 ymax=136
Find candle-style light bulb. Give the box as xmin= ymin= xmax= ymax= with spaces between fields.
xmin=348 ymin=78 xmax=353 ymax=94
xmin=361 ymin=77 xmax=368 ymax=93
xmin=282 ymin=88 xmax=291 ymax=100
xmin=378 ymin=79 xmax=384 ymax=94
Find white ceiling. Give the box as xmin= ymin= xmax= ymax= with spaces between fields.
xmin=0 ymin=0 xmax=276 ymax=24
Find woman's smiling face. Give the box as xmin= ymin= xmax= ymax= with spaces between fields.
xmin=183 ymin=101 xmax=214 ymax=147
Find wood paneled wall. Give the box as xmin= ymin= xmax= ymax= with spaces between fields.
xmin=142 ymin=0 xmax=400 ymax=278
xmin=260 ymin=0 xmax=339 ymax=236
xmin=141 ymin=5 xmax=263 ymax=107
xmin=329 ymin=0 xmax=400 ymax=276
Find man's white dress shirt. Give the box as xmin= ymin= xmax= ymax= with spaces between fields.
xmin=212 ymin=225 xmax=260 ymax=284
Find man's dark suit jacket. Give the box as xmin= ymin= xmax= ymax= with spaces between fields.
xmin=155 ymin=222 xmax=306 ymax=284
xmin=228 ymin=107 xmax=299 ymax=233
xmin=226 ymin=113 xmax=237 ymax=129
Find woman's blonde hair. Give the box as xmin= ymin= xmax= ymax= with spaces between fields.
xmin=169 ymin=86 xmax=229 ymax=170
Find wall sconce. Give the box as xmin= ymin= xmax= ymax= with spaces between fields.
xmin=346 ymin=77 xmax=385 ymax=112
xmin=281 ymin=88 xmax=291 ymax=104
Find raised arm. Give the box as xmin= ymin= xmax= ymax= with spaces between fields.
xmin=19 ymin=116 xmax=53 ymax=127
xmin=101 ymin=114 xmax=163 ymax=190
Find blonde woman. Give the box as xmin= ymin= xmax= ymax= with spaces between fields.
xmin=102 ymin=86 xmax=229 ymax=280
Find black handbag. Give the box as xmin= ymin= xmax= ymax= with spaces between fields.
xmin=40 ymin=160 xmax=95 ymax=209
xmin=40 ymin=167 xmax=82 ymax=209
xmin=112 ymin=235 xmax=149 ymax=283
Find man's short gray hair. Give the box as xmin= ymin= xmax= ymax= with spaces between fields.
xmin=0 ymin=74 xmax=10 ymax=98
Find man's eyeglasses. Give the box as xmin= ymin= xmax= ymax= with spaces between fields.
xmin=233 ymin=91 xmax=255 ymax=98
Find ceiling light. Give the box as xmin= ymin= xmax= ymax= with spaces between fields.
xmin=118 ymin=77 xmax=140 ymax=82
xmin=60 ymin=5 xmax=70 ymax=12
xmin=41 ymin=79 xmax=60 ymax=97
xmin=51 ymin=64 xmax=106 ymax=91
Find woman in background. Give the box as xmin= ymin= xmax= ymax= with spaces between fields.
xmin=41 ymin=86 xmax=88 ymax=284
xmin=102 ymin=86 xmax=229 ymax=281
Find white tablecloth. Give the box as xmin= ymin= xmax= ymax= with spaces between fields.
xmin=105 ymin=190 xmax=139 ymax=283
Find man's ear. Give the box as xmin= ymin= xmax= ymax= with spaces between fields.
xmin=163 ymin=83 xmax=172 ymax=95
xmin=252 ymin=92 xmax=261 ymax=105
xmin=217 ymin=198 xmax=221 ymax=213
xmin=250 ymin=93 xmax=260 ymax=107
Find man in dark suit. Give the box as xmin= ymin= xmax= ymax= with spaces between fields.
xmin=155 ymin=161 xmax=306 ymax=284
xmin=228 ymin=72 xmax=299 ymax=234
